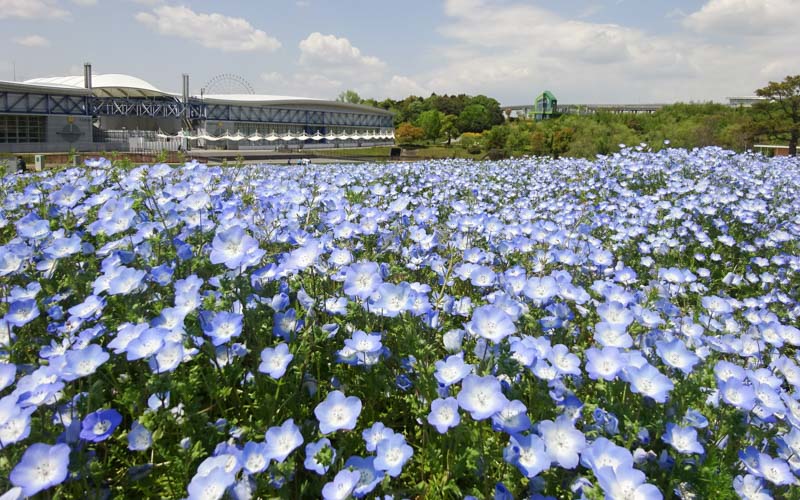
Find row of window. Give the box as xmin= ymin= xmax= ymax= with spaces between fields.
xmin=228 ymin=123 xmax=387 ymax=136
xmin=0 ymin=115 xmax=46 ymax=143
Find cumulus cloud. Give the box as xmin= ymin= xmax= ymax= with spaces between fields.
xmin=299 ymin=33 xmax=386 ymax=74
xmin=684 ymin=0 xmax=800 ymax=35
xmin=0 ymin=0 xmax=69 ymax=19
xmin=383 ymin=75 xmax=432 ymax=99
xmin=135 ymin=5 xmax=281 ymax=52
xmin=416 ymin=0 xmax=800 ymax=104
xmin=13 ymin=35 xmax=51 ymax=47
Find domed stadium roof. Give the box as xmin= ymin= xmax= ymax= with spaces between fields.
xmin=24 ymin=74 xmax=170 ymax=98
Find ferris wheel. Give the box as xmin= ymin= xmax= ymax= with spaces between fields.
xmin=202 ymin=73 xmax=255 ymax=95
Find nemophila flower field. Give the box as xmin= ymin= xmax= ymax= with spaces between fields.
xmin=1 ymin=147 xmax=800 ymax=499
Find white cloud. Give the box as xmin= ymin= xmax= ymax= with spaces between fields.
xmin=13 ymin=35 xmax=51 ymax=47
xmin=383 ymin=75 xmax=431 ymax=99
xmin=0 ymin=0 xmax=69 ymax=19
xmin=135 ymin=5 xmax=281 ymax=52
xmin=416 ymin=0 xmax=800 ymax=104
xmin=299 ymin=33 xmax=386 ymax=74
xmin=71 ymin=0 xmax=97 ymax=5
xmin=684 ymin=0 xmax=800 ymax=35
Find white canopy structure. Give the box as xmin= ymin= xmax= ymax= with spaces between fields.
xmin=24 ymin=74 xmax=171 ymax=98
xmin=247 ymin=133 xmax=263 ymax=142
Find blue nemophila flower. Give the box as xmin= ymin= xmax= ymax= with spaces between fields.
xmin=374 ymin=433 xmax=413 ymax=477
xmin=0 ymin=396 xmax=34 ymax=447
xmin=258 ymin=343 xmax=293 ymax=379
xmin=457 ymin=374 xmax=509 ymax=420
xmin=80 ymin=408 xmax=122 ymax=442
xmin=362 ymin=422 xmax=396 ymax=452
xmin=701 ymin=295 xmax=733 ymax=316
xmin=427 ymin=397 xmax=461 ymax=434
xmin=595 ymin=466 xmax=663 ymax=500
xmin=304 ymin=438 xmax=336 ymax=475
xmin=548 ymin=344 xmax=581 ymax=377
xmin=626 ymin=364 xmax=674 ymax=403
xmin=273 ymin=308 xmax=299 ymax=341
xmin=683 ymin=409 xmax=709 ymax=429
xmin=655 ymin=339 xmax=700 ymax=374
xmin=343 ymin=262 xmax=382 ymax=300
xmin=0 ymin=363 xmax=16 ymax=391
xmin=594 ymin=321 xmax=634 ymax=349
xmin=128 ymin=421 xmax=152 ymax=451
xmin=369 ymin=282 xmax=412 ymax=318
xmin=67 ymin=294 xmax=105 ymax=320
xmin=10 ymin=443 xmax=71 ymax=497
xmin=465 ymin=305 xmax=516 ymax=343
xmin=149 ymin=341 xmax=185 ymax=374
xmin=503 ymin=434 xmax=551 ymax=478
xmin=125 ymin=327 xmax=168 ymax=361
xmin=62 ymin=344 xmax=109 ymax=381
xmin=492 ymin=400 xmax=532 ymax=434
xmin=719 ymin=378 xmax=756 ymax=411
xmin=283 ymin=239 xmax=323 ymax=272
xmin=4 ymin=299 xmax=39 ymax=328
xmin=344 ymin=330 xmax=385 ymax=366
xmin=107 ymin=266 xmax=146 ymax=295
xmin=315 ymin=391 xmax=362 ymax=434
xmin=344 ymin=455 xmax=384 ymax=498
xmin=241 ymin=441 xmax=271 ymax=475
xmin=756 ymin=453 xmax=795 ymax=486
xmin=596 ymin=302 xmax=634 ymax=328
xmin=209 ymin=225 xmax=265 ymax=270
xmin=186 ymin=467 xmax=235 ymax=500
xmin=538 ymin=415 xmax=586 ymax=469
xmin=469 ymin=265 xmax=496 ymax=287
xmin=662 ymin=423 xmax=704 ymax=455
xmin=733 ymin=474 xmax=772 ymax=500
xmin=585 ymin=347 xmax=624 ymax=381
xmin=322 ymin=469 xmax=361 ymax=500
xmin=434 ymin=354 xmax=473 ymax=387
xmin=202 ymin=311 xmax=243 ymax=346
xmin=523 ymin=276 xmax=558 ymax=304
xmin=580 ymin=437 xmax=633 ymax=473
xmin=264 ymin=418 xmax=303 ymax=463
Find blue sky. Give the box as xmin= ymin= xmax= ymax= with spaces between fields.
xmin=1 ymin=0 xmax=799 ymax=104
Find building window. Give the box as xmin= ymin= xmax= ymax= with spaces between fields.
xmin=0 ymin=115 xmax=46 ymax=143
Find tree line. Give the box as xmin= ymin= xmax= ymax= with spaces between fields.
xmin=336 ymin=74 xmax=800 ymax=157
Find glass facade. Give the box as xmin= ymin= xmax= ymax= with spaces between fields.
xmin=0 ymin=115 xmax=46 ymax=143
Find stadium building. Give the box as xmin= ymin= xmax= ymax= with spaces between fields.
xmin=0 ymin=64 xmax=395 ymax=154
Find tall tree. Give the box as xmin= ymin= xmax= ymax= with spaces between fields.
xmin=755 ymin=75 xmax=800 ymax=156
xmin=395 ymin=122 xmax=425 ymax=144
xmin=458 ymin=104 xmax=492 ymax=133
xmin=441 ymin=114 xmax=460 ymax=146
xmin=417 ymin=110 xmax=443 ymax=141
xmin=336 ymin=90 xmax=363 ymax=104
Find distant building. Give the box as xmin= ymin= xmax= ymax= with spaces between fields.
xmin=0 ymin=64 xmax=394 ymax=154
xmin=728 ymin=96 xmax=766 ymax=107
xmin=533 ymin=90 xmax=558 ymax=120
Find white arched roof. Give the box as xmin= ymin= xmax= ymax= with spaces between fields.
xmin=23 ymin=74 xmax=170 ymax=98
